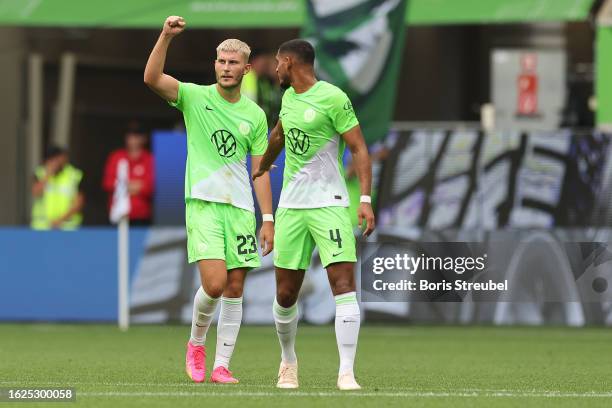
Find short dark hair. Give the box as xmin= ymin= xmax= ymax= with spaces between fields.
xmin=126 ymin=120 xmax=147 ymax=136
xmin=278 ymin=39 xmax=315 ymax=65
xmin=44 ymin=145 xmax=67 ymax=160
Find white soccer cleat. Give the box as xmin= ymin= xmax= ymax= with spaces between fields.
xmin=276 ymin=361 xmax=299 ymax=389
xmin=337 ymin=372 xmax=361 ymax=391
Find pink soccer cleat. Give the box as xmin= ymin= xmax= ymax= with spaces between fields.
xmin=210 ymin=366 xmax=239 ymax=384
xmin=185 ymin=341 xmax=206 ymax=383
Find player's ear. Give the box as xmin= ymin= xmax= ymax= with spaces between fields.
xmin=243 ymin=63 xmax=251 ymax=75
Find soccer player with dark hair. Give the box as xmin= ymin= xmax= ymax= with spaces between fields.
xmin=144 ymin=16 xmax=274 ymax=384
xmin=254 ymin=38 xmax=375 ymax=390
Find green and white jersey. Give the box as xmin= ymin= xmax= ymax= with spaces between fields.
xmin=278 ymin=80 xmax=359 ymax=208
xmin=169 ymin=82 xmax=268 ymax=212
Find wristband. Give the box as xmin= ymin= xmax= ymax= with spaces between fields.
xmin=262 ymin=214 xmax=274 ymax=222
xmin=360 ymin=195 xmax=372 ymax=204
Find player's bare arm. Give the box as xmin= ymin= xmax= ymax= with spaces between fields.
xmin=252 ymin=120 xmax=284 ymax=181
xmin=342 ymin=124 xmax=375 ymax=237
xmin=251 ymin=155 xmax=275 ymax=256
xmin=143 ymin=16 xmax=184 ymax=102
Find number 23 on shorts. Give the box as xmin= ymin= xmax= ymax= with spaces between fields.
xmin=236 ymin=234 xmax=257 ymax=255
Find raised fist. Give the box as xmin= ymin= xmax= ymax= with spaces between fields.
xmin=163 ymin=16 xmax=185 ymax=36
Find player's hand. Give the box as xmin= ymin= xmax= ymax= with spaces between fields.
xmin=162 ymin=16 xmax=185 ymax=37
xmin=259 ymin=221 xmax=274 ymax=256
xmin=252 ymin=164 xmax=276 ymax=181
xmin=357 ymin=202 xmax=375 ymax=237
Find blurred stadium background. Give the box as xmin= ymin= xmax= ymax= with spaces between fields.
xmin=2 ymin=0 xmax=612 ymax=405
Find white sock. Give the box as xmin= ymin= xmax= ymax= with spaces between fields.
xmin=213 ymin=296 xmax=243 ymax=370
xmin=334 ymin=292 xmax=360 ymax=375
xmin=189 ymin=287 xmax=220 ymax=346
xmin=273 ymin=298 xmax=298 ymax=364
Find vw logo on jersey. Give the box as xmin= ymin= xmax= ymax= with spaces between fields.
xmin=287 ymin=128 xmax=310 ymax=156
xmin=303 ymin=108 xmax=316 ymax=122
xmin=239 ymin=121 xmax=250 ymax=136
xmin=211 ymin=129 xmax=237 ymax=158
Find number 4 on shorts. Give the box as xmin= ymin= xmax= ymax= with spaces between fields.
xmin=329 ymin=229 xmax=342 ymax=249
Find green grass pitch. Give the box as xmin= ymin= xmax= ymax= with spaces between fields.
xmin=1 ymin=324 xmax=611 ymax=407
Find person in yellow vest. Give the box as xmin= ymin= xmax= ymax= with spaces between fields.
xmin=31 ymin=146 xmax=85 ymax=230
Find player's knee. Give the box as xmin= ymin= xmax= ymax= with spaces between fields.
xmin=203 ymin=282 xmax=225 ymax=298
xmin=276 ymin=288 xmax=298 ymax=308
xmin=224 ymin=280 xmax=244 ymax=298
xmin=332 ymin=280 xmax=355 ymax=296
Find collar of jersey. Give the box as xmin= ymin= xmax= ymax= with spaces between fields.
xmin=212 ymin=84 xmax=245 ymax=107
xmin=291 ymin=80 xmax=323 ymax=97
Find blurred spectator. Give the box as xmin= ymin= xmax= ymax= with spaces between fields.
xmin=242 ymin=51 xmax=282 ymax=127
xmin=103 ymin=123 xmax=155 ymax=225
xmin=346 ymin=130 xmax=399 ymax=182
xmin=31 ymin=146 xmax=85 ymax=230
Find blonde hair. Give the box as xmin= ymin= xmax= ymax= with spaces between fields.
xmin=216 ymin=39 xmax=251 ymax=62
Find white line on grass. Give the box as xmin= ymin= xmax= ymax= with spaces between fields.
xmin=0 ymin=381 xmax=199 ymax=387
xmin=2 ymin=381 xmax=612 ymax=397
xmin=76 ymin=391 xmax=612 ymax=398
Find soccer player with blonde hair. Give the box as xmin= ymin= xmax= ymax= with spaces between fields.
xmin=144 ymin=16 xmax=274 ymax=384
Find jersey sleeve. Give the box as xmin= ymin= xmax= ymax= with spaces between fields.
xmin=168 ymin=82 xmax=199 ymax=111
xmin=250 ymin=110 xmax=269 ymax=156
xmin=330 ymin=90 xmax=359 ymax=135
